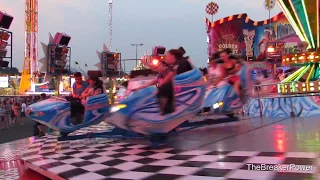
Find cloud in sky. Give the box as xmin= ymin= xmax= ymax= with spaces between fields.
xmin=2 ymin=0 xmax=282 ymax=71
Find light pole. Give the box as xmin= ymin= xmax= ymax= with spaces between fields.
xmin=131 ymin=43 xmax=143 ymax=67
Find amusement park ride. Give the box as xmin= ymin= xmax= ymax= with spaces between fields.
xmin=276 ymin=0 xmax=320 ymax=94
xmin=26 ymin=42 xmax=248 ymax=145
xmin=0 ymin=1 xmax=319 ymax=179
xmin=18 ymin=0 xmax=116 ymax=95
xmin=19 ymin=0 xmax=38 ymax=93
xmin=2 ymin=0 xmax=253 ymax=145
xmin=4 ymin=0 xmax=320 ymax=146
xmin=242 ymin=0 xmax=320 ymax=118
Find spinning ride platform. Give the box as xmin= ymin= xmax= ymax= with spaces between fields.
xmin=0 ymin=116 xmax=320 ymax=179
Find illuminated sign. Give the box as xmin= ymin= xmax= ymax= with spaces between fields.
xmin=34 ymin=81 xmax=55 ymax=92
xmin=0 ymin=76 xmax=8 ymax=88
xmin=217 ymin=44 xmax=239 ymax=54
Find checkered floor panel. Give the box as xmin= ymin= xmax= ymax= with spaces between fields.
xmin=0 ymin=168 xmax=20 ymax=180
xmin=69 ymin=121 xmax=114 ymax=135
xmin=22 ymin=135 xmax=320 ymax=180
xmin=0 ymin=122 xmax=113 ymax=162
xmin=0 ymin=147 xmax=25 ymax=162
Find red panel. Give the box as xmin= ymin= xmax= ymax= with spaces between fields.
xmin=206 ymin=12 xmax=285 ymax=28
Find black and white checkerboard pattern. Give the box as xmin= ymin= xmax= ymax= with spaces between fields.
xmin=22 ymin=135 xmax=320 ymax=180
xmin=0 ymin=146 xmax=26 ymax=162
xmin=70 ymin=121 xmax=114 ymax=135
xmin=0 ymin=122 xmax=113 ymax=162
xmin=0 ymin=115 xmax=228 ymax=162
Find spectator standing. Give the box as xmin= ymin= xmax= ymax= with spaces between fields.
xmin=3 ymin=101 xmax=11 ymax=127
xmin=9 ymin=101 xmax=16 ymax=126
xmin=13 ymin=103 xmax=19 ymax=120
xmin=0 ymin=103 xmax=8 ymax=129
xmin=20 ymin=101 xmax=27 ymax=125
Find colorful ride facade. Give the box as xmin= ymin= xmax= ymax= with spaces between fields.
xmin=205 ymin=10 xmax=320 ymax=117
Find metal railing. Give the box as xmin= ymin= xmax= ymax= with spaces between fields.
xmin=247 ymin=81 xmax=320 ymax=117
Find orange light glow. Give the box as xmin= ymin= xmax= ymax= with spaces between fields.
xmin=267 ymin=47 xmax=275 ymax=53
xmin=273 ymin=15 xmax=278 ymax=21
xmin=276 ymin=128 xmax=285 ymax=152
xmin=152 ymin=59 xmax=159 ymax=66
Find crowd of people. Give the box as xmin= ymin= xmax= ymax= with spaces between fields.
xmin=0 ymin=93 xmax=50 ymax=136
xmin=0 ymin=97 xmax=34 ymax=130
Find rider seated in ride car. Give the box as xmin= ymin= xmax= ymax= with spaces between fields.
xmin=70 ymin=72 xmax=89 ymax=125
xmin=133 ymin=61 xmax=175 ymax=115
xmin=72 ymin=72 xmax=89 ymax=98
xmin=158 ymin=47 xmax=193 ymax=109
xmin=220 ymin=48 xmax=243 ymax=97
xmin=172 ymin=47 xmax=193 ymax=74
xmin=133 ymin=47 xmax=193 ymax=115
xmin=80 ymin=75 xmax=104 ymax=103
xmin=207 ymin=52 xmax=227 ymax=88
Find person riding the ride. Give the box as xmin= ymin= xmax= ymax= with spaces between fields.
xmin=72 ymin=72 xmax=89 ymax=98
xmin=207 ymin=52 xmax=227 ymax=88
xmin=133 ymin=61 xmax=175 ymax=115
xmin=133 ymin=47 xmax=193 ymax=115
xmin=70 ymin=72 xmax=89 ymax=125
xmin=80 ymin=75 xmax=105 ymax=103
xmin=220 ymin=48 xmax=243 ymax=97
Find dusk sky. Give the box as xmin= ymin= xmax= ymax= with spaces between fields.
xmin=2 ymin=0 xmax=281 ymax=72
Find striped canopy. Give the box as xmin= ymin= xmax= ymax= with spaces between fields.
xmin=277 ymin=0 xmax=319 ymax=49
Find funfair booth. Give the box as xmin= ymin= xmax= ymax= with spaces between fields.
xmin=205 ymin=12 xmax=300 ymax=61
